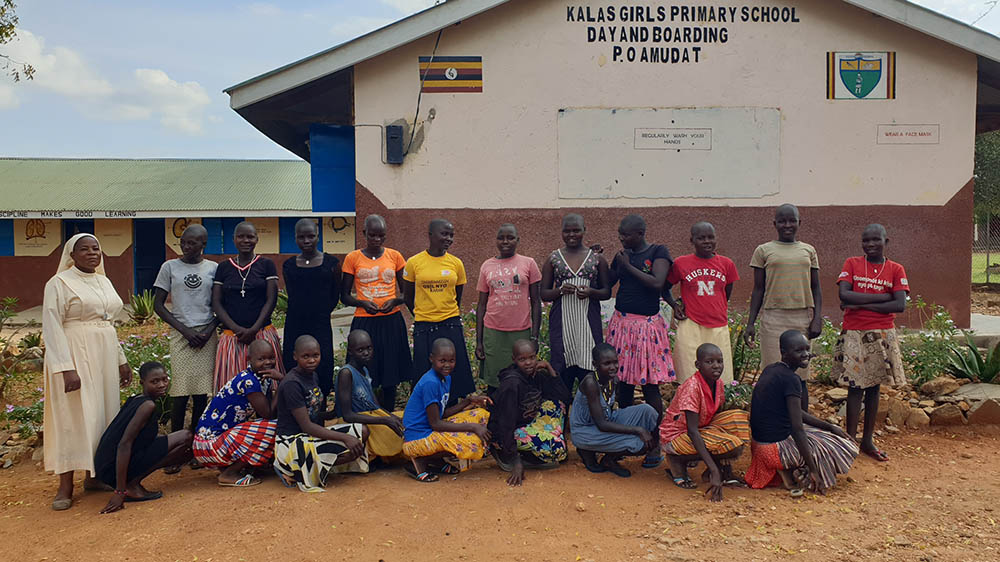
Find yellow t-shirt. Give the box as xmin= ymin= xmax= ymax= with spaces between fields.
xmin=403 ymin=251 xmax=467 ymax=323
xmin=749 ymin=240 xmax=819 ymax=309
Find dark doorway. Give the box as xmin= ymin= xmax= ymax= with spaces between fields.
xmin=133 ymin=219 xmax=165 ymax=294
xmin=63 ymin=219 xmax=95 ymax=241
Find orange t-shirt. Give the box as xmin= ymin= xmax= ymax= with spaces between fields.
xmin=342 ymin=248 xmax=407 ymax=317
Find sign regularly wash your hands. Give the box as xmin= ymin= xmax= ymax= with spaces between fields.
xmin=566 ymin=4 xmax=801 ymax=64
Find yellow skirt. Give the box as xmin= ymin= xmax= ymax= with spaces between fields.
xmin=402 ymin=408 xmax=490 ymax=471
xmin=663 ymin=409 xmax=750 ymax=456
xmin=333 ymin=409 xmax=405 ymax=459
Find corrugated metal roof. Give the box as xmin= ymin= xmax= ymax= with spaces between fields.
xmin=0 ymin=158 xmax=312 ymax=212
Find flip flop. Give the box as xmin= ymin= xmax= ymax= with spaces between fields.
xmin=671 ymin=476 xmax=697 ymax=489
xmin=601 ymin=458 xmax=631 ymax=478
xmin=162 ymin=464 xmax=182 ymax=475
xmin=188 ymin=459 xmax=205 ymax=470
xmin=435 ymin=462 xmax=460 ymax=475
xmin=788 ymin=488 xmax=804 ymax=498
xmin=723 ymin=478 xmax=748 ymax=488
xmin=863 ymin=448 xmax=890 ymax=462
xmin=642 ymin=454 xmax=664 ymax=469
xmin=124 ymin=490 xmax=163 ymax=502
xmin=51 ymin=498 xmax=72 ymax=511
xmin=218 ymin=474 xmax=261 ymax=487
xmin=583 ymin=463 xmax=607 ymax=474
xmin=404 ymin=465 xmax=439 ymax=483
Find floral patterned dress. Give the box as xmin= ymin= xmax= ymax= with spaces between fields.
xmin=488 ymin=365 xmax=571 ymax=464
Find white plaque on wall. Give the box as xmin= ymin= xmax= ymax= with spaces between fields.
xmin=558 ymin=107 xmax=780 ymax=199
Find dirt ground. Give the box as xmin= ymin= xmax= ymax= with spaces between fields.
xmin=972 ymin=285 xmax=1000 ymax=316
xmin=2 ymin=427 xmax=999 ymax=562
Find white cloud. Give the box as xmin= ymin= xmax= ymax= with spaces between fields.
xmin=379 ymin=0 xmax=443 ymax=15
xmin=331 ymin=16 xmax=395 ymax=41
xmin=0 ymin=29 xmax=212 ymax=135
xmin=2 ymin=29 xmax=112 ymax=98
xmin=0 ymin=84 xmax=19 ymax=109
xmin=248 ymin=3 xmax=282 ymax=17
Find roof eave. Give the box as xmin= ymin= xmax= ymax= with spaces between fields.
xmin=225 ymin=0 xmax=512 ymax=110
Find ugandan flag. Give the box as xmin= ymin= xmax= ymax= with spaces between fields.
xmin=418 ymin=56 xmax=483 ymax=93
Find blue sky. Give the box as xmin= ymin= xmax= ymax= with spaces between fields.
xmin=0 ymin=0 xmax=998 ymax=160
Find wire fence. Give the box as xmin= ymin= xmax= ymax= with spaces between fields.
xmin=973 ymin=210 xmax=1000 ymax=284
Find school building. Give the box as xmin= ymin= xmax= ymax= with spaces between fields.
xmin=0 ymin=158 xmax=355 ymax=308
xmin=223 ymin=0 xmax=1000 ymax=328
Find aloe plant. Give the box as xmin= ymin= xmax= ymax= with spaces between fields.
xmin=945 ymin=333 xmax=1000 ymax=384
xmin=128 ymin=290 xmax=157 ymax=325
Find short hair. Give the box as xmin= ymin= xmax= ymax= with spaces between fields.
xmin=592 ymin=342 xmax=617 ymax=362
xmin=234 ymin=221 xmax=257 ymax=235
xmin=863 ymin=223 xmax=887 ymax=238
xmin=294 ymin=335 xmax=319 ymax=353
xmin=774 ymin=204 xmax=800 ymax=220
xmin=690 ymin=221 xmax=715 ymax=237
xmin=294 ymin=218 xmax=318 ymax=233
xmin=364 ymin=214 xmax=387 ymax=231
xmin=497 ymin=223 xmax=518 ymax=237
xmin=562 ymin=213 xmax=584 ymax=228
xmin=138 ymin=361 xmax=163 ymax=380
xmin=511 ymin=338 xmax=536 ymax=355
xmin=431 ymin=337 xmax=456 ymax=355
xmin=182 ymin=223 xmax=207 ymax=239
xmin=248 ymin=339 xmax=273 ymax=357
xmin=619 ymin=214 xmax=646 ymax=232
xmin=347 ymin=329 xmax=372 ymax=348
xmin=696 ymin=343 xmax=722 ymax=361
xmin=428 ymin=218 xmax=452 ymax=234
xmin=779 ymin=329 xmax=807 ymax=352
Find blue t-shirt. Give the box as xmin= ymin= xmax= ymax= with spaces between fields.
xmin=196 ymin=368 xmax=271 ymax=441
xmin=402 ymin=370 xmax=451 ymax=442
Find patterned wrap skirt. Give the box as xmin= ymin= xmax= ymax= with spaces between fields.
xmin=606 ymin=310 xmax=675 ymax=385
xmin=745 ymin=428 xmax=859 ymax=491
xmin=332 ymin=409 xmax=405 ymax=459
xmin=833 ymin=328 xmax=907 ymax=389
xmin=192 ymin=419 xmax=276 ymax=468
xmin=513 ymin=400 xmax=568 ymax=463
xmin=662 ymin=409 xmax=750 ymax=456
xmin=213 ymin=325 xmax=284 ymax=392
xmin=274 ymin=423 xmax=369 ymax=493
xmin=168 ymin=324 xmax=218 ymax=397
xmin=402 ymin=407 xmax=490 ymax=471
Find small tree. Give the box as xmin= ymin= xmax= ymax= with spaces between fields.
xmin=0 ymin=0 xmax=34 ymax=82
xmin=0 ymin=297 xmax=40 ymax=402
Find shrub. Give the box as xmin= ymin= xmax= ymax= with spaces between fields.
xmin=899 ymin=296 xmax=958 ymax=386
xmin=723 ymin=381 xmax=753 ymax=411
xmin=119 ymin=332 xmax=172 ymax=423
xmin=0 ymin=297 xmax=40 ymax=402
xmin=19 ymin=331 xmax=42 ymax=349
xmin=809 ymin=317 xmax=840 ymax=385
xmin=945 ymin=333 xmax=1000 ymax=383
xmin=728 ymin=310 xmax=760 ymax=383
xmin=128 ymin=290 xmax=157 ymax=325
xmin=272 ymin=289 xmax=288 ymax=329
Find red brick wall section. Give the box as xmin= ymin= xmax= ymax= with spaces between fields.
xmin=2 ymin=247 xmax=135 ymax=311
xmin=355 ymin=179 xmax=974 ymax=329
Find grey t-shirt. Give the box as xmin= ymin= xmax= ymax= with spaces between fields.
xmin=153 ymin=259 xmax=218 ymax=327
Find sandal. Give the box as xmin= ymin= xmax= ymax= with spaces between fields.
xmin=162 ymin=464 xmax=182 ymax=475
xmin=124 ymin=490 xmax=163 ymax=502
xmin=723 ymin=478 xmax=748 ymax=488
xmin=51 ymin=498 xmax=72 ymax=511
xmin=862 ymin=448 xmax=889 ymax=462
xmin=273 ymin=465 xmax=295 ymax=489
xmin=788 ymin=488 xmax=804 ymax=498
xmin=670 ymin=475 xmax=697 ymax=489
xmin=404 ymin=465 xmax=439 ymax=482
xmin=188 ymin=459 xmax=205 ymax=470
xmin=601 ymin=456 xmax=631 ymax=478
xmin=642 ymin=454 xmax=664 ymax=469
xmin=435 ymin=462 xmax=460 ymax=475
xmin=218 ymin=474 xmax=261 ymax=487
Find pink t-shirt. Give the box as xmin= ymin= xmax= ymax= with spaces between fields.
xmin=476 ymin=254 xmax=542 ymax=332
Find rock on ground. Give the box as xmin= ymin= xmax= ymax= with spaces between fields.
xmin=968 ymin=398 xmax=1000 ymax=425
xmin=920 ymin=376 xmax=962 ymax=397
xmin=930 ymin=404 xmax=967 ymax=426
xmin=825 ymin=388 xmax=849 ymax=402
xmin=905 ymin=408 xmax=931 ymax=429
xmin=888 ymin=398 xmax=910 ymax=428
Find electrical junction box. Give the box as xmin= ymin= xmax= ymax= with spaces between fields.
xmin=386 ymin=125 xmax=404 ymax=164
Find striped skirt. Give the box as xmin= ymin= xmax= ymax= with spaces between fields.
xmin=606 ymin=310 xmax=675 ymax=385
xmin=662 ymin=409 xmax=750 ymax=456
xmin=213 ymin=325 xmax=284 ymax=392
xmin=192 ymin=419 xmax=276 ymax=468
xmin=402 ymin=408 xmax=490 ymax=471
xmin=274 ymin=423 xmax=369 ymax=493
xmin=332 ymin=409 xmax=405 ymax=459
xmin=745 ymin=428 xmax=859 ymax=491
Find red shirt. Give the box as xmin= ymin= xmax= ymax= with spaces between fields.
xmin=837 ymin=257 xmax=909 ymax=330
xmin=667 ymin=254 xmax=739 ymax=328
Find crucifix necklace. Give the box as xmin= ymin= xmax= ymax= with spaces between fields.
xmin=230 ymin=255 xmax=259 ymax=298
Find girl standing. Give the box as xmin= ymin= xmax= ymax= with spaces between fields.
xmin=42 ymin=233 xmax=132 ymax=510
xmin=282 ymin=218 xmax=340 ymax=398
xmin=834 ymin=224 xmax=908 ymax=462
xmin=211 ymin=221 xmax=283 ymax=391
xmin=341 ymin=215 xmax=412 ymax=410
xmin=403 ymin=219 xmax=475 ymax=401
xmin=539 ymin=214 xmax=610 ymax=393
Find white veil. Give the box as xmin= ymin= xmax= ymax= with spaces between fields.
xmin=56 ymin=233 xmax=105 ymax=275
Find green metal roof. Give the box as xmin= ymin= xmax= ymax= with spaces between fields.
xmin=0 ymin=158 xmax=312 ymax=212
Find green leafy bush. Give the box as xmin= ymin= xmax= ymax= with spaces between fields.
xmin=899 ymin=296 xmax=958 ymax=386
xmin=723 ymin=381 xmax=753 ymax=411
xmin=728 ymin=310 xmax=760 ymax=383
xmin=128 ymin=290 xmax=157 ymax=325
xmin=945 ymin=334 xmax=1000 ymax=383
xmin=119 ymin=333 xmax=172 ymax=422
xmin=808 ymin=317 xmax=841 ymax=385
xmin=272 ymin=289 xmax=288 ymax=329
xmin=18 ymin=331 xmax=42 ymax=349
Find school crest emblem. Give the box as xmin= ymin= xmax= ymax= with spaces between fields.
xmin=840 ymin=54 xmax=881 ymax=98
xmin=827 ymin=52 xmax=896 ymax=100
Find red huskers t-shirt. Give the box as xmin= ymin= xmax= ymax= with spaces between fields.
xmin=837 ymin=257 xmax=909 ymax=331
xmin=667 ymin=254 xmax=740 ymax=328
